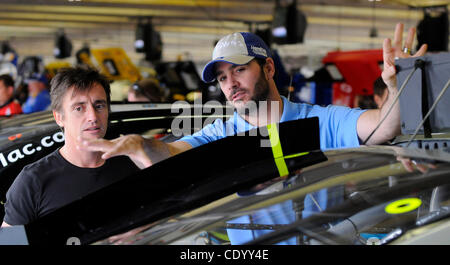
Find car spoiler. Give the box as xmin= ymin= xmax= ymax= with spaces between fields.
xmin=23 ymin=117 xmax=325 ymax=245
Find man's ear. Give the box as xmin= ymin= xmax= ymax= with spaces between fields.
xmin=53 ymin=110 xmax=64 ymax=127
xmin=264 ymin=58 xmax=276 ymax=79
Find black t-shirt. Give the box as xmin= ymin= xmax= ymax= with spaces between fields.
xmin=3 ymin=149 xmax=140 ymax=225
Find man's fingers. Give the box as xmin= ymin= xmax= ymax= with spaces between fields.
xmin=77 ymin=137 xmax=128 ymax=161
xmin=382 ymin=38 xmax=398 ymax=88
xmin=397 ymin=156 xmax=414 ymax=172
xmin=416 ymin=164 xmax=429 ymax=173
xmin=393 ymin=23 xmax=404 ymax=52
xmin=78 ymin=134 xmax=147 ymax=165
xmin=403 ymin=160 xmax=415 ymax=172
xmin=413 ymin=44 xmax=428 ymax=57
xmin=101 ymin=152 xmax=112 ymax=160
xmin=404 ymin=27 xmax=415 ymax=51
xmin=397 ymin=156 xmax=438 ymax=173
xmin=81 ymin=138 xmax=111 ymax=152
xmin=383 ymin=38 xmax=394 ymax=67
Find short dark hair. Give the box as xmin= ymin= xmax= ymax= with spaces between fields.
xmin=50 ymin=66 xmax=111 ymax=113
xmin=373 ymin=76 xmax=387 ymax=97
xmin=0 ymin=74 xmax=14 ymax=88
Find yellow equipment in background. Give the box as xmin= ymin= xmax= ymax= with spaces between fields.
xmin=45 ymin=61 xmax=72 ymax=79
xmin=91 ymin=47 xmax=141 ymax=83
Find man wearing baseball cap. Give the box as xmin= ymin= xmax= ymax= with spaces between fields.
xmin=22 ymin=73 xmax=51 ymax=114
xmin=79 ymin=23 xmax=427 ymax=169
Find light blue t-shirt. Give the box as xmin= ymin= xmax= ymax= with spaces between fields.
xmin=22 ymin=89 xmax=51 ymax=114
xmin=179 ymin=97 xmax=366 ymax=245
xmin=179 ymin=96 xmax=366 ymax=150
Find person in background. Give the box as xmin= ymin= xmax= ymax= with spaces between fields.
xmin=128 ymin=78 xmax=169 ymax=139
xmin=0 ymin=74 xmax=22 ymax=116
xmin=14 ymin=82 xmax=28 ymax=106
xmin=355 ymin=76 xmax=390 ymax=110
xmin=373 ymin=76 xmax=389 ymax=109
xmin=127 ymin=78 xmax=165 ymax=103
xmin=22 ymin=73 xmax=51 ymax=113
xmin=355 ymin=93 xmax=377 ymax=109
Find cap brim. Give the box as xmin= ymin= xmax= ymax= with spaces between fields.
xmin=201 ymin=55 xmax=254 ymax=83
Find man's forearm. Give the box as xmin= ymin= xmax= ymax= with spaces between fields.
xmin=358 ymin=86 xmax=401 ymax=145
xmin=378 ymin=85 xmax=401 ymax=140
xmin=141 ymin=138 xmax=172 ymax=166
xmin=139 ymin=139 xmax=192 ymax=168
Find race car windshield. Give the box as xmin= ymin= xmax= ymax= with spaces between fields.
xmin=112 ymin=149 xmax=450 ymax=245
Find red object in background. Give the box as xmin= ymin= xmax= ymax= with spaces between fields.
xmin=332 ymin=82 xmax=354 ymax=108
xmin=322 ymin=49 xmax=383 ymax=96
xmin=8 ymin=133 xmax=22 ymax=141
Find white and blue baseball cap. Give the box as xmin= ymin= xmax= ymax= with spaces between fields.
xmin=201 ymin=32 xmax=272 ymax=83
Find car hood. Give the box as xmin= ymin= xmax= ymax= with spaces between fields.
xmin=96 ymin=145 xmax=450 ymax=245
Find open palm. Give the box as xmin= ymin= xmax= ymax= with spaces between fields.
xmin=382 ymin=23 xmax=428 ymax=89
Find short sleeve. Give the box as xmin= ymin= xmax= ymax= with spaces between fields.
xmin=178 ymin=119 xmax=228 ymax=148
xmin=312 ymin=105 xmax=366 ymax=150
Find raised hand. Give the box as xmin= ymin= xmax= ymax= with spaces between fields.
xmin=77 ymin=134 xmax=152 ymax=169
xmin=382 ymin=23 xmax=428 ymax=89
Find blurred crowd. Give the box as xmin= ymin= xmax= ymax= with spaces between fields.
xmin=0 ymin=52 xmax=168 ymax=119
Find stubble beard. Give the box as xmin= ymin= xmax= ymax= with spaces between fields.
xmin=234 ymin=72 xmax=270 ymax=117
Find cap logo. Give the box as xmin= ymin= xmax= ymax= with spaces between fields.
xmin=251 ymin=46 xmax=267 ymax=57
xmin=217 ymin=39 xmax=245 ymax=49
xmin=214 ymin=37 xmax=247 ymax=59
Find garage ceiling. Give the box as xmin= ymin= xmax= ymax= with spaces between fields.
xmin=0 ymin=0 xmax=448 ymax=70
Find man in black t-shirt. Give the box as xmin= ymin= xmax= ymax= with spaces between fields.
xmin=1 ymin=67 xmax=140 ymax=226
